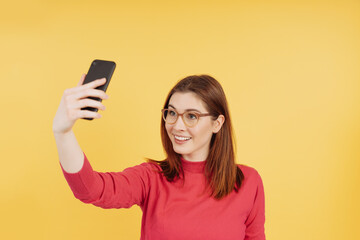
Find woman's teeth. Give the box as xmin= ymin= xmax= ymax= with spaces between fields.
xmin=174 ymin=135 xmax=191 ymax=141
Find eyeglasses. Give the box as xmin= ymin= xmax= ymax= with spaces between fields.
xmin=161 ymin=108 xmax=212 ymax=127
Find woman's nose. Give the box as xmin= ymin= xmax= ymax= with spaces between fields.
xmin=173 ymin=115 xmax=187 ymax=130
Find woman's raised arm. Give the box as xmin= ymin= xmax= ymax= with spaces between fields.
xmin=52 ymin=74 xmax=109 ymax=173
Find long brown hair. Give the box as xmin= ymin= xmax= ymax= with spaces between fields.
xmin=150 ymin=75 xmax=244 ymax=200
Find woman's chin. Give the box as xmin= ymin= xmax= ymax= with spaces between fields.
xmin=172 ymin=146 xmax=190 ymax=156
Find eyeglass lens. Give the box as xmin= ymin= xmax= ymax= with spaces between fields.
xmin=163 ymin=109 xmax=199 ymax=127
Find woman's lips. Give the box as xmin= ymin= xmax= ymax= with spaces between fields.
xmin=173 ymin=134 xmax=191 ymax=144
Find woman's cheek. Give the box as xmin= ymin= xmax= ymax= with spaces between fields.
xmin=165 ymin=124 xmax=173 ymax=139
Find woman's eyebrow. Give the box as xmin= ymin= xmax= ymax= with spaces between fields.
xmin=168 ymin=104 xmax=201 ymax=112
xmin=168 ymin=104 xmax=176 ymax=109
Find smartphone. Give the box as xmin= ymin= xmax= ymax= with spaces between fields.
xmin=81 ymin=59 xmax=116 ymax=120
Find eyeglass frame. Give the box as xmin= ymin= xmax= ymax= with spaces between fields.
xmin=161 ymin=108 xmax=213 ymax=127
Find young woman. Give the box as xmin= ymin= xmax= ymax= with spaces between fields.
xmin=53 ymin=74 xmax=266 ymax=240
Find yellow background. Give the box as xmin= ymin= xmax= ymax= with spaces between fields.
xmin=1 ymin=0 xmax=359 ymax=239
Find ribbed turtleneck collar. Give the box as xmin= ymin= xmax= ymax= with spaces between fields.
xmin=180 ymin=157 xmax=206 ymax=173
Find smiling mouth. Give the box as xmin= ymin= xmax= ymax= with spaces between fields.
xmin=174 ymin=135 xmax=191 ymax=141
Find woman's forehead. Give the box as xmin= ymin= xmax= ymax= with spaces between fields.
xmin=168 ymin=92 xmax=207 ymax=112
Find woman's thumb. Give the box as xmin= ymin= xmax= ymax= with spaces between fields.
xmin=77 ymin=74 xmax=86 ymax=86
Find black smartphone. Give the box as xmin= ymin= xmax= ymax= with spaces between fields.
xmin=81 ymin=59 xmax=116 ymax=120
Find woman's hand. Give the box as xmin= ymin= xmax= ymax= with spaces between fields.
xmin=52 ymin=74 xmax=109 ymax=135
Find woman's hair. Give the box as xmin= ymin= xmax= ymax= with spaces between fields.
xmin=150 ymin=74 xmax=244 ymax=200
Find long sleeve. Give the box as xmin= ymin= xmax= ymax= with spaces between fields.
xmin=60 ymin=152 xmax=155 ymax=209
xmin=60 ymin=155 xmax=266 ymax=239
xmin=244 ymin=170 xmax=266 ymax=240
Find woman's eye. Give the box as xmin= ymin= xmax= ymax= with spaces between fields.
xmin=169 ymin=110 xmax=176 ymax=116
xmin=186 ymin=113 xmax=198 ymax=120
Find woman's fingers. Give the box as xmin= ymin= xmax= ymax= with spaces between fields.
xmin=69 ymin=77 xmax=107 ymax=95
xmin=52 ymin=76 xmax=108 ymax=134
xmin=65 ymin=106 xmax=102 ymax=121
xmin=76 ymin=98 xmax=106 ymax=111
xmin=72 ymin=88 xmax=109 ymax=101
xmin=77 ymin=110 xmax=102 ymax=120
xmin=82 ymin=78 xmax=107 ymax=90
xmin=77 ymin=73 xmax=86 ymax=86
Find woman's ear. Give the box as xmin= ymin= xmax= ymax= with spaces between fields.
xmin=212 ymin=115 xmax=225 ymax=133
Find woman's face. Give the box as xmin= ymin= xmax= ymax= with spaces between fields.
xmin=165 ymin=92 xmax=224 ymax=162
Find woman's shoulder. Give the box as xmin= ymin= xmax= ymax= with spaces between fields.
xmin=139 ymin=161 xmax=163 ymax=171
xmin=124 ymin=160 xmax=162 ymax=173
xmin=111 ymin=161 xmax=162 ymax=179
xmin=238 ymin=164 xmax=259 ymax=174
xmin=237 ymin=164 xmax=263 ymax=182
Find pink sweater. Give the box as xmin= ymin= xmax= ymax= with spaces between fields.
xmin=61 ymin=153 xmax=265 ymax=240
